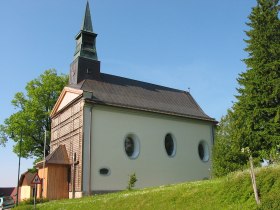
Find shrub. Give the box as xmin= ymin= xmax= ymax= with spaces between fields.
xmin=127 ymin=173 xmax=137 ymax=190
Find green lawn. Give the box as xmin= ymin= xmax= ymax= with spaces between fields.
xmin=15 ymin=165 xmax=280 ymax=210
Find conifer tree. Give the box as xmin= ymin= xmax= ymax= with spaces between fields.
xmin=213 ymin=0 xmax=280 ymax=176
xmin=233 ymin=0 xmax=280 ymax=161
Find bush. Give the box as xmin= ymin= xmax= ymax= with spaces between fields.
xmin=259 ymin=193 xmax=280 ymax=210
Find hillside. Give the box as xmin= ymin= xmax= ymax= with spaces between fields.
xmin=16 ymin=165 xmax=280 ymax=210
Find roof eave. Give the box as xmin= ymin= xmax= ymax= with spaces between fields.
xmin=84 ymin=98 xmax=217 ymax=124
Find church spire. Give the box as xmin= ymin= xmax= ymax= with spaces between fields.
xmin=81 ymin=1 xmax=93 ymax=32
xmin=69 ymin=1 xmax=101 ymax=85
xmin=73 ymin=1 xmax=98 ymax=61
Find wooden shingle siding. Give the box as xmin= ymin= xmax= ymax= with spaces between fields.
xmin=50 ymin=99 xmax=84 ymax=192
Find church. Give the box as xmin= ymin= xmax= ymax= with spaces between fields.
xmin=37 ymin=1 xmax=216 ymax=200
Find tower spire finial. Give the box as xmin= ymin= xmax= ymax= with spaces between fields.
xmin=81 ymin=1 xmax=93 ymax=32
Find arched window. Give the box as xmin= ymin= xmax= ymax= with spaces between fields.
xmin=165 ymin=133 xmax=176 ymax=157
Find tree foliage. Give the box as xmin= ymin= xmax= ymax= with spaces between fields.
xmin=212 ymin=110 xmax=247 ymax=177
xmin=0 ymin=69 xmax=68 ymax=159
xmin=213 ymin=0 xmax=280 ymax=176
xmin=235 ymin=0 xmax=280 ymax=160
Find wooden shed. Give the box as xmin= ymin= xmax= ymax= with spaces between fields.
xmin=36 ymin=145 xmax=70 ymax=200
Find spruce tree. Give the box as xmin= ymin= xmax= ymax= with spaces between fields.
xmin=233 ymin=0 xmax=280 ymax=162
xmin=212 ymin=0 xmax=280 ymax=176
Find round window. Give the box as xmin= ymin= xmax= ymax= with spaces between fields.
xmin=198 ymin=140 xmax=209 ymax=162
xmin=165 ymin=133 xmax=176 ymax=157
xmin=124 ymin=134 xmax=140 ymax=159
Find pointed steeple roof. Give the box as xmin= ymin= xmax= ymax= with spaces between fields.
xmin=69 ymin=0 xmax=100 ymax=85
xmin=81 ymin=1 xmax=93 ymax=32
xmin=73 ymin=0 xmax=98 ymax=61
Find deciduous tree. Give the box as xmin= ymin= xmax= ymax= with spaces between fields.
xmin=212 ymin=110 xmax=247 ymax=177
xmin=0 ymin=69 xmax=68 ymax=160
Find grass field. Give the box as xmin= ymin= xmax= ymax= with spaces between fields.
xmin=15 ymin=165 xmax=280 ymax=210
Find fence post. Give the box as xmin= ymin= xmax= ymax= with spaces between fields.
xmin=249 ymin=155 xmax=260 ymax=205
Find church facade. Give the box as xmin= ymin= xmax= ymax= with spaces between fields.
xmin=38 ymin=2 xmax=216 ymax=199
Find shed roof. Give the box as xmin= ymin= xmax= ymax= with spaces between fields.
xmin=36 ymin=145 xmax=70 ymax=168
xmin=69 ymin=73 xmax=215 ymax=122
xmin=19 ymin=171 xmax=35 ymax=187
xmin=0 ymin=188 xmax=15 ymax=196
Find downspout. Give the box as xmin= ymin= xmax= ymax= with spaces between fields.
xmin=210 ymin=124 xmax=215 ymax=179
xmin=211 ymin=125 xmax=215 ymax=145
xmin=88 ymin=106 xmax=93 ymax=195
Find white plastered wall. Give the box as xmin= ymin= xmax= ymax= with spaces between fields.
xmin=84 ymin=105 xmax=213 ymax=192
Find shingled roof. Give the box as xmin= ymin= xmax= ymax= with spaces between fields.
xmin=69 ymin=73 xmax=215 ymax=122
xmin=36 ymin=145 xmax=70 ymax=168
xmin=19 ymin=171 xmax=36 ymax=187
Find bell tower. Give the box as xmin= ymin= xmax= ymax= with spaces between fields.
xmin=69 ymin=1 xmax=100 ymax=85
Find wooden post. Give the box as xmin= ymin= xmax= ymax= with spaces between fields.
xmin=42 ymin=130 xmax=47 ymax=198
xmin=72 ymin=153 xmax=76 ymax=199
xmin=34 ymin=184 xmax=37 ymax=210
xmin=249 ymin=156 xmax=260 ymax=205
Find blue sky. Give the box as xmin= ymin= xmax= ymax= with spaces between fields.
xmin=0 ymin=0 xmax=256 ymax=187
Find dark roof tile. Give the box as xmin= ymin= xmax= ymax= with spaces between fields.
xmin=69 ymin=73 xmax=215 ymax=122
